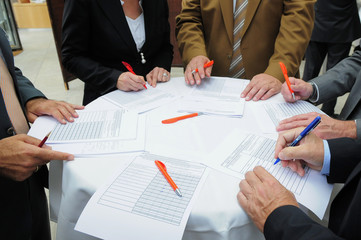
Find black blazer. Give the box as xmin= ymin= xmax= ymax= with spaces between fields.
xmin=62 ymin=0 xmax=173 ymax=105
xmin=311 ymin=0 xmax=361 ymax=43
xmin=264 ymin=137 xmax=361 ymax=239
xmin=0 ymin=29 xmax=50 ymax=239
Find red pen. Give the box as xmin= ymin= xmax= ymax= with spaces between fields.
xmin=191 ymin=60 xmax=214 ymax=74
xmin=155 ymin=160 xmax=182 ymax=197
xmin=121 ymin=61 xmax=147 ymax=89
xmin=161 ymin=112 xmax=202 ymax=124
xmin=279 ymin=62 xmax=295 ymax=100
xmin=38 ymin=131 xmax=51 ymax=148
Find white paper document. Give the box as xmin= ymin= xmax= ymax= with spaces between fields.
xmin=177 ymin=98 xmax=245 ymax=117
xmin=75 ymin=153 xmax=209 ymax=240
xmin=50 ymin=115 xmax=147 ymax=156
xmin=102 ymin=86 xmax=176 ymax=113
xmin=47 ymin=109 xmax=138 ymax=143
xmin=264 ymin=100 xmax=323 ymax=126
xmin=206 ymin=131 xmax=333 ymax=219
xmin=189 ymin=76 xmax=249 ymax=100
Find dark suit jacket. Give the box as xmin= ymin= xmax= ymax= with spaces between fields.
xmin=0 ymin=29 xmax=50 ymax=239
xmin=264 ymin=138 xmax=361 ymax=239
xmin=62 ymin=0 xmax=173 ymax=105
xmin=311 ymin=0 xmax=361 ymax=43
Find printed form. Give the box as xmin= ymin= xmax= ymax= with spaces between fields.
xmin=47 ymin=109 xmax=138 ymax=143
xmin=177 ymin=76 xmax=249 ymax=117
xmin=102 ymin=85 xmax=176 ymax=114
xmin=75 ymin=153 xmax=209 ymax=240
xmin=264 ymin=100 xmax=324 ymax=126
xmin=189 ymin=76 xmax=249 ymax=100
xmin=206 ymin=131 xmax=333 ymax=219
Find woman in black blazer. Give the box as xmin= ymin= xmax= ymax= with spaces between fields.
xmin=62 ymin=0 xmax=173 ymax=105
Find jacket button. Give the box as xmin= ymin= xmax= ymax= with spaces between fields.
xmin=227 ymin=55 xmax=232 ymax=59
xmin=6 ymin=127 xmax=15 ymax=136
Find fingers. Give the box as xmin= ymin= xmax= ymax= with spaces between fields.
xmin=274 ymin=128 xmax=304 ymax=159
xmin=117 ymin=72 xmax=146 ymax=91
xmin=36 ymin=148 xmax=74 ymax=163
xmin=282 ymin=160 xmax=306 ymax=176
xmin=241 ymin=74 xmax=282 ymax=101
xmin=146 ymin=67 xmax=170 ymax=88
xmin=276 ymin=113 xmax=319 ymax=132
xmin=184 ymin=56 xmax=210 ymax=85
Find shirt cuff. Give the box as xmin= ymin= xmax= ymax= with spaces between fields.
xmin=308 ymin=81 xmax=319 ymax=103
xmin=320 ymin=140 xmax=330 ymax=176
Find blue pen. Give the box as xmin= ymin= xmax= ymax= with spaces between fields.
xmin=274 ymin=116 xmax=321 ymax=165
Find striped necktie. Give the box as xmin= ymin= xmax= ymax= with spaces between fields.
xmin=229 ymin=0 xmax=248 ymax=78
xmin=0 ymin=56 xmax=29 ymax=134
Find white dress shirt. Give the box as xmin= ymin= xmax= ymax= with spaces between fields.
xmin=120 ymin=0 xmax=145 ymax=52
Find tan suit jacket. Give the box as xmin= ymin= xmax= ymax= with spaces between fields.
xmin=176 ymin=0 xmax=315 ymax=81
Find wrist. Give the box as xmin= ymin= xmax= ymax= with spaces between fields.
xmin=308 ymin=82 xmax=318 ymax=102
xmin=339 ymin=120 xmax=357 ymax=139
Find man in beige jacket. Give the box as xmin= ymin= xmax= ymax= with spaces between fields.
xmin=176 ymin=0 xmax=315 ymax=101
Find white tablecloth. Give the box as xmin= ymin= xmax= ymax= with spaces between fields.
xmin=48 ymin=78 xmax=288 ymax=240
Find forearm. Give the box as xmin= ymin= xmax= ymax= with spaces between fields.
xmin=327 ymin=137 xmax=361 ymax=183
xmin=175 ymin=0 xmax=207 ymax=65
xmin=265 ymin=0 xmax=315 ymax=81
xmin=311 ymin=50 xmax=361 ymax=104
xmin=265 ymin=205 xmax=343 ymax=240
xmin=14 ymin=67 xmax=45 ymax=104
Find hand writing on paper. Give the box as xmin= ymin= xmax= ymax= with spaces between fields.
xmin=274 ymin=128 xmax=324 ymax=176
xmin=281 ymin=77 xmax=313 ymax=103
xmin=117 ymin=72 xmax=146 ymax=91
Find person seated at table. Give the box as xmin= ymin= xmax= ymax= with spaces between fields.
xmin=0 ymin=27 xmax=83 ymax=239
xmin=175 ymin=0 xmax=315 ymax=101
xmin=62 ymin=0 xmax=173 ymax=105
xmin=277 ymin=42 xmax=361 ymax=140
xmin=237 ymin=128 xmax=361 ymax=239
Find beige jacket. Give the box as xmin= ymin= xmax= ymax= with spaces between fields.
xmin=176 ymin=0 xmax=315 ymax=81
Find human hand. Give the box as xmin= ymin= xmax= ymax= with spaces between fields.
xmin=276 ymin=112 xmax=357 ymax=140
xmin=275 ymin=127 xmax=325 ymax=176
xmin=185 ymin=55 xmax=212 ymax=85
xmin=0 ymin=134 xmax=74 ymax=181
xmin=237 ymin=166 xmax=298 ymax=232
xmin=241 ymin=73 xmax=282 ymax=101
xmin=146 ymin=67 xmax=170 ymax=87
xmin=26 ymin=98 xmax=84 ymax=124
xmin=281 ymin=77 xmax=313 ymax=102
xmin=117 ymin=72 xmax=147 ymax=91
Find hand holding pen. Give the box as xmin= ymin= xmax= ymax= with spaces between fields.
xmin=185 ymin=56 xmax=214 ymax=85
xmin=279 ymin=62 xmax=295 ymax=101
xmin=117 ymin=61 xmax=148 ymax=91
xmin=274 ymin=116 xmax=321 ymax=165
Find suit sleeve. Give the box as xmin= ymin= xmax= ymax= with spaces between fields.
xmin=264 ymin=0 xmax=315 ymax=80
xmin=147 ymin=0 xmax=173 ymax=71
xmin=311 ymin=47 xmax=361 ymax=105
xmin=327 ymin=137 xmax=361 ymax=183
xmin=264 ymin=205 xmax=343 ymax=240
xmin=175 ymin=0 xmax=207 ymax=66
xmin=62 ymin=0 xmax=120 ymax=95
xmin=14 ymin=67 xmax=45 ymax=106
